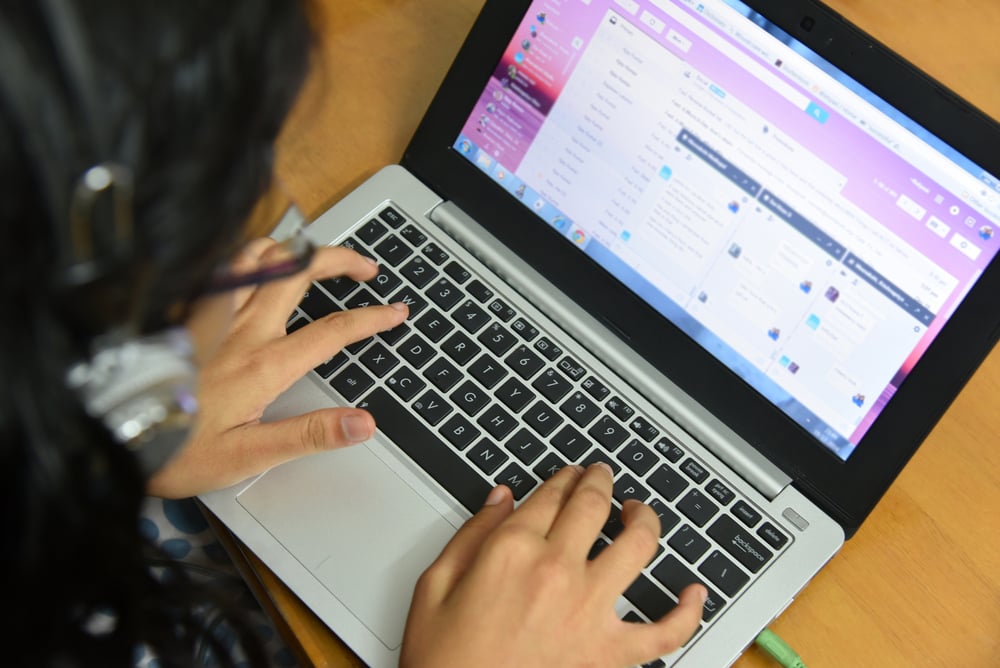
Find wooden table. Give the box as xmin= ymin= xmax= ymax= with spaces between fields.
xmin=231 ymin=0 xmax=1000 ymax=665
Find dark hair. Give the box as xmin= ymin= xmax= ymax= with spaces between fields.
xmin=0 ymin=1 xmax=312 ymax=665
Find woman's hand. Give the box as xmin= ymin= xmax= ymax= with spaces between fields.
xmin=401 ymin=464 xmax=708 ymax=668
xmin=147 ymin=240 xmax=408 ymax=498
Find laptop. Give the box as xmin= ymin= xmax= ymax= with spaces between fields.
xmin=201 ymin=0 xmax=1000 ymax=665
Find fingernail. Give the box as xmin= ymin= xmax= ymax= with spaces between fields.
xmin=364 ymin=255 xmax=378 ymax=265
xmin=341 ymin=413 xmax=373 ymax=443
xmin=484 ymin=485 xmax=507 ymax=506
xmin=593 ymin=461 xmax=614 ymax=476
xmin=389 ymin=301 xmax=408 ymax=313
xmin=698 ymin=585 xmax=709 ymax=603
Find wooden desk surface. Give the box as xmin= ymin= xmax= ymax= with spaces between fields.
xmin=237 ymin=0 xmax=1000 ymax=665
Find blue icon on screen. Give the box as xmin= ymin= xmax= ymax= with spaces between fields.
xmin=659 ymin=165 xmax=673 ymax=181
xmin=806 ymin=102 xmax=829 ymax=124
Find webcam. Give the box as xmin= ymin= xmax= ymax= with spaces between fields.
xmin=800 ymin=16 xmax=816 ymax=31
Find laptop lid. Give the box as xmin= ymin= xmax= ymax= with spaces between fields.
xmin=401 ymin=0 xmax=1000 ymax=536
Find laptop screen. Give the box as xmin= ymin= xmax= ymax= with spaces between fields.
xmin=451 ymin=0 xmax=1000 ymax=461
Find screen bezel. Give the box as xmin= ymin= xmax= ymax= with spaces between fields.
xmin=402 ymin=0 xmax=1000 ymax=535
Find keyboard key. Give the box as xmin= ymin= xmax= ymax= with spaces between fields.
xmin=386 ymin=366 xmax=425 ymax=401
xmin=533 ymin=368 xmax=574 ymax=402
xmin=442 ymin=331 xmax=481 ymax=366
xmin=379 ymin=322 xmax=410 ymax=346
xmin=556 ymin=355 xmax=586 ymax=381
xmin=581 ymin=376 xmax=610 ymax=401
xmin=467 ymin=439 xmax=510 ymax=475
xmin=606 ymin=396 xmax=635 ymax=421
xmin=523 ymin=402 xmax=564 ymax=437
xmin=587 ymin=414 xmax=629 ymax=450
xmin=346 ymin=336 xmax=374 ymax=355
xmin=680 ymin=458 xmax=710 ymax=484
xmin=477 ymin=404 xmax=517 ymax=440
xmin=668 ymin=524 xmax=710 ymax=563
xmin=533 ymin=337 xmax=562 ymax=361
xmin=331 ymin=364 xmax=375 ymax=402
xmin=511 ymin=317 xmax=538 ymax=340
xmin=318 ymin=275 xmax=360 ymax=301
xmin=653 ymin=436 xmax=685 ymax=463
xmin=628 ymin=416 xmax=660 ymax=442
xmin=399 ymin=224 xmax=427 ymax=247
xmin=299 ymin=285 xmax=339 ymax=321
xmin=426 ymin=278 xmax=464 ymax=311
xmin=616 ymin=439 xmax=657 ymax=476
xmin=358 ymin=342 xmax=400 ymax=378
xmin=400 ymin=256 xmax=438 ymax=288
xmin=466 ymin=279 xmax=494 ymax=302
xmin=424 ymin=357 xmax=462 ymax=391
xmin=339 ymin=237 xmax=374 ymax=260
xmin=677 ymin=489 xmax=719 ymax=527
xmin=422 ymin=242 xmax=449 ymax=265
xmin=648 ymin=465 xmax=689 ymax=501
xmin=388 ymin=286 xmax=428 ymax=317
xmin=505 ymin=345 xmax=545 ymax=380
xmin=561 ymin=392 xmax=602 ymax=427
xmin=359 ymin=388 xmax=491 ymax=513
xmin=699 ymin=550 xmax=749 ymax=597
xmin=602 ymin=503 xmax=624 ymax=539
xmin=478 ymin=322 xmax=519 ymax=356
xmin=581 ymin=449 xmax=621 ymax=475
xmin=757 ymin=522 xmax=789 ymax=550
xmin=550 ymin=425 xmax=590 ymax=461
xmin=487 ymin=298 xmax=516 ymax=322
xmin=624 ymin=574 xmax=678 ymax=623
xmin=444 ymin=261 xmax=471 ymax=284
xmin=412 ymin=390 xmax=453 ymax=426
xmin=453 ymin=300 xmax=491 ymax=333
xmin=706 ymin=479 xmax=735 ymax=506
xmin=533 ymin=452 xmax=569 ymax=480
xmin=494 ymin=377 xmax=535 ymax=412
xmin=732 ymin=500 xmax=762 ymax=527
xmin=356 ymin=218 xmax=388 ymax=245
xmin=450 ymin=380 xmax=491 ymax=416
xmin=368 ymin=266 xmax=402 ymax=298
xmin=378 ymin=206 xmax=406 ymax=228
xmin=439 ymin=414 xmax=480 ymax=450
xmin=374 ymin=234 xmax=413 ymax=266
xmin=707 ymin=515 xmax=773 ymax=573
xmin=648 ymin=498 xmax=680 ymax=537
xmin=345 ymin=287 xmax=381 ymax=311
xmin=613 ymin=473 xmax=650 ymax=503
xmin=399 ymin=334 xmax=436 ymax=369
xmin=469 ymin=355 xmax=509 ymax=389
xmin=314 ymin=352 xmax=348 ymax=379
xmin=505 ymin=428 xmax=547 ymax=465
xmin=495 ymin=462 xmax=536 ymax=500
xmin=415 ymin=309 xmax=455 ymax=342
xmin=650 ymin=555 xmax=725 ymax=622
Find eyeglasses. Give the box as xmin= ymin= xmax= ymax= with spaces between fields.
xmin=205 ymin=222 xmax=317 ymax=293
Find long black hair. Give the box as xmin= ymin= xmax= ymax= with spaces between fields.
xmin=0 ymin=1 xmax=313 ymax=664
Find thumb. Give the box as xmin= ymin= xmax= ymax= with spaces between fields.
xmin=246 ymin=407 xmax=376 ymax=463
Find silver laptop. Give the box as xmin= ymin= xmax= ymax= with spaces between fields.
xmin=201 ymin=0 xmax=1000 ymax=665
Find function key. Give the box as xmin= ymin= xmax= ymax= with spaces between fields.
xmin=533 ymin=337 xmax=563 ymax=361
xmin=680 ymin=458 xmax=710 ymax=484
xmin=653 ymin=436 xmax=685 ymax=463
xmin=356 ymin=218 xmax=388 ymax=245
xmin=606 ymin=396 xmax=635 ymax=422
xmin=511 ymin=317 xmax=539 ymax=341
xmin=444 ymin=261 xmax=472 ymax=284
xmin=731 ymin=500 xmax=762 ymax=527
xmin=378 ymin=205 xmax=406 ymax=228
xmin=706 ymin=479 xmax=735 ymax=505
xmin=488 ymin=298 xmax=517 ymax=322
xmin=466 ymin=279 xmax=494 ymax=302
xmin=422 ymin=242 xmax=450 ymax=265
xmin=581 ymin=376 xmax=610 ymax=401
xmin=628 ymin=416 xmax=660 ymax=443
xmin=757 ymin=522 xmax=789 ymax=550
xmin=556 ymin=355 xmax=586 ymax=381
xmin=399 ymin=224 xmax=427 ymax=247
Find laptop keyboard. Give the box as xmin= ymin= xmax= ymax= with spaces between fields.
xmin=290 ymin=203 xmax=791 ymax=646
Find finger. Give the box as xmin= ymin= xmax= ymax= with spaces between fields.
xmin=620 ymin=583 xmax=707 ymax=666
xmin=544 ymin=463 xmax=615 ymax=553
xmin=414 ymin=486 xmax=515 ymax=605
xmin=500 ymin=464 xmax=584 ymax=537
xmin=589 ymin=499 xmax=663 ymax=596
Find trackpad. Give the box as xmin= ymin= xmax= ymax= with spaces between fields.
xmin=237 ymin=445 xmax=457 ymax=649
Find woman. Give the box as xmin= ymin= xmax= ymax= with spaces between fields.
xmin=0 ymin=1 xmax=705 ymax=666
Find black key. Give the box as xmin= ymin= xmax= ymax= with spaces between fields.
xmin=487 ymin=298 xmax=516 ymax=322
xmin=650 ymin=555 xmax=725 ymax=622
xmin=444 ymin=261 xmax=471 ymax=284
xmin=588 ymin=415 xmax=630 ymax=450
xmin=299 ymin=286 xmax=339 ymax=321
xmin=504 ymin=428 xmax=547 ymax=465
xmin=478 ymin=322 xmax=519 ymax=356
xmin=424 ymin=357 xmax=462 ymax=391
xmin=357 ymin=218 xmax=388 ymax=245
xmin=617 ymin=439 xmax=657 ymax=476
xmin=495 ymin=377 xmax=535 ymax=412
xmin=467 ymin=439 xmax=509 ymax=476
xmin=680 ymin=458 xmax=710 ymax=484
xmin=757 ymin=522 xmax=789 ymax=550
xmin=339 ymin=237 xmax=374 ymax=260
xmin=606 ymin=396 xmax=635 ymax=421
xmin=706 ymin=480 xmax=735 ymax=506
xmin=379 ymin=322 xmax=411 ymax=346
xmin=707 ymin=515 xmax=773 ymax=573
xmin=732 ymin=500 xmax=762 ymax=527
xmin=677 ymin=489 xmax=719 ymax=527
xmin=442 ymin=331 xmax=481 ymax=366
xmin=649 ymin=465 xmax=689 ymax=501
xmin=399 ymin=334 xmax=435 ymax=369
xmin=495 ymin=462 xmax=536 ymax=501
xmin=368 ymin=266 xmax=402 ymax=298
xmin=421 ymin=242 xmax=449 ymax=265
xmin=533 ymin=452 xmax=568 ymax=480
xmin=505 ymin=345 xmax=545 ymax=380
xmin=346 ymin=336 xmax=374 ymax=355
xmin=561 ymin=392 xmax=602 ymax=427
xmin=556 ymin=355 xmax=586 ymax=381
xmin=374 ymin=234 xmax=413 ymax=266
xmin=450 ymin=380 xmax=490 ymax=416
xmin=510 ymin=317 xmax=539 ymax=341
xmin=589 ymin=538 xmax=610 ymax=561
xmin=400 ymin=256 xmax=438 ymax=288
xmin=581 ymin=376 xmax=610 ymax=401
xmin=581 ymin=449 xmax=621 ymax=475
xmin=331 ymin=364 xmax=375 ymax=402
xmin=653 ymin=436 xmax=685 ymax=463
xmin=415 ymin=309 xmax=455 ymax=343
xmin=378 ymin=206 xmax=406 ymax=228
xmin=453 ymin=300 xmax=491 ymax=333
xmin=439 ymin=414 xmax=480 ymax=451
xmin=624 ymin=574 xmax=678 ymax=623
xmin=648 ymin=498 xmax=680 ymax=537
xmin=613 ymin=473 xmax=650 ymax=503
xmin=477 ymin=404 xmax=517 ymax=440
xmin=317 ymin=275 xmax=359 ymax=303
xmin=699 ymin=550 xmax=750 ymax=597
xmin=412 ymin=389 xmax=453 ymax=426
xmin=550 ymin=425 xmax=590 ymax=461
xmin=466 ymin=279 xmax=494 ymax=302
xmin=629 ymin=416 xmax=660 ymax=442
xmin=426 ymin=278 xmax=464 ymax=312
xmin=668 ymin=524 xmax=710 ymax=563
xmin=602 ymin=503 xmax=624 ymax=539
xmin=468 ymin=355 xmax=509 ymax=389
xmin=386 ymin=366 xmax=425 ymax=401
xmin=533 ymin=337 xmax=562 ymax=361
xmin=399 ymin=224 xmax=427 ymax=247
xmin=523 ymin=402 xmax=564 ymax=437
xmin=533 ymin=368 xmax=574 ymax=402
xmin=345 ymin=287 xmax=381 ymax=311
xmin=358 ymin=342 xmax=400 ymax=378
xmin=388 ymin=286 xmax=428 ymax=317
xmin=314 ymin=352 xmax=349 ymax=379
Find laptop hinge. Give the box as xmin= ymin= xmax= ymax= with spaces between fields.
xmin=428 ymin=200 xmax=792 ymax=501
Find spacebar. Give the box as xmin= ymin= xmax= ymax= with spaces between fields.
xmin=358 ymin=388 xmax=493 ymax=513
